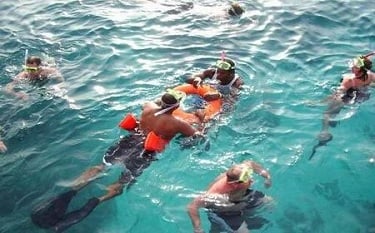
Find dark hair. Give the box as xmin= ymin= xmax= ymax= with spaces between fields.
xmin=226 ymin=165 xmax=241 ymax=182
xmin=363 ymin=57 xmax=372 ymax=71
xmin=26 ymin=56 xmax=42 ymax=66
xmin=228 ymin=3 xmax=244 ymax=17
xmin=161 ymin=93 xmax=178 ymax=106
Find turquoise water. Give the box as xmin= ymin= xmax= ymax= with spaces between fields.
xmin=1 ymin=0 xmax=375 ymax=232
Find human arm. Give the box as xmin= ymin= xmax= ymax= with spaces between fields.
xmin=0 ymin=140 xmax=7 ymax=153
xmin=242 ymin=161 xmax=272 ymax=188
xmin=177 ymin=118 xmax=202 ymax=137
xmin=187 ymin=196 xmax=205 ymax=233
xmin=186 ymin=69 xmax=215 ymax=88
xmin=43 ymin=67 xmax=64 ymax=82
xmin=5 ymin=79 xmax=28 ymax=100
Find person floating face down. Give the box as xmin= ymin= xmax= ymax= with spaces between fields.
xmin=5 ymin=56 xmax=63 ymax=100
xmin=31 ymin=91 xmax=203 ymax=233
xmin=310 ymin=52 xmax=375 ymax=160
xmin=187 ymin=160 xmax=272 ymax=233
xmin=186 ymin=56 xmax=244 ymax=101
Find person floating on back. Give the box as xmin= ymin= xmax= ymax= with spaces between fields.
xmin=310 ymin=51 xmax=375 ymax=160
xmin=31 ymin=90 xmax=204 ymax=232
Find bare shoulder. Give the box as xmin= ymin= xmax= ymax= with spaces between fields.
xmin=370 ymin=72 xmax=375 ymax=81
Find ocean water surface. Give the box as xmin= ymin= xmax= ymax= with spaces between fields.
xmin=0 ymin=0 xmax=375 ymax=232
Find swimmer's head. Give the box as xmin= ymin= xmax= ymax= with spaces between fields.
xmin=160 ymin=90 xmax=185 ymax=110
xmin=349 ymin=56 xmax=372 ymax=71
xmin=26 ymin=56 xmax=42 ymax=66
xmin=215 ymin=58 xmax=236 ymax=71
xmin=226 ymin=165 xmax=253 ymax=184
xmin=228 ymin=2 xmax=244 ymax=17
xmin=24 ymin=56 xmax=42 ymax=73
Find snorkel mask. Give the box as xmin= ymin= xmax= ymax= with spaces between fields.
xmin=215 ymin=60 xmax=235 ymax=70
xmin=215 ymin=51 xmax=236 ymax=71
xmin=23 ymin=65 xmax=39 ymax=72
xmin=166 ymin=89 xmax=186 ymax=102
xmin=227 ymin=167 xmax=253 ymax=184
xmin=154 ymin=89 xmax=186 ymax=117
xmin=348 ymin=56 xmax=365 ymax=69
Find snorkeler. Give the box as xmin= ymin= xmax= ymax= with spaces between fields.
xmin=310 ymin=51 xmax=375 ymax=160
xmin=187 ymin=160 xmax=272 ymax=233
xmin=5 ymin=55 xmax=63 ymax=100
xmin=31 ymin=91 xmax=203 ymax=232
xmin=186 ymin=54 xmax=244 ymax=98
xmin=163 ymin=1 xmax=245 ymax=18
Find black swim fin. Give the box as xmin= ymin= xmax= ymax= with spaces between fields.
xmin=31 ymin=190 xmax=78 ymax=229
xmin=309 ymin=131 xmax=333 ymax=160
xmin=53 ymin=197 xmax=100 ymax=233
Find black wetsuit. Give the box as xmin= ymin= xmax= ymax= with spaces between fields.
xmin=207 ymin=189 xmax=268 ymax=233
xmin=31 ymin=131 xmax=156 ymax=232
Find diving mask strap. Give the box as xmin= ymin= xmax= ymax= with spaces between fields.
xmin=154 ymin=103 xmax=179 ymax=116
xmin=228 ymin=75 xmax=238 ymax=87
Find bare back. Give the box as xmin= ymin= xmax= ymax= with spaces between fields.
xmin=139 ymin=101 xmax=196 ymax=140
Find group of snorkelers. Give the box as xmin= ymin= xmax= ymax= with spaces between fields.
xmin=2 ymin=1 xmax=375 ymax=232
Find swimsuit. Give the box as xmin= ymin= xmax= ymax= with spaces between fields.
xmin=205 ymin=189 xmax=268 ymax=232
xmin=103 ymin=130 xmax=158 ymax=184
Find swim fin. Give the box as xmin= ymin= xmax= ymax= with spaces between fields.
xmin=53 ymin=197 xmax=100 ymax=232
xmin=309 ymin=131 xmax=333 ymax=160
xmin=31 ymin=190 xmax=78 ymax=229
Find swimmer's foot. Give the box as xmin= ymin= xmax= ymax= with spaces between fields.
xmin=70 ymin=165 xmax=106 ymax=191
xmin=98 ymin=183 xmax=124 ymax=203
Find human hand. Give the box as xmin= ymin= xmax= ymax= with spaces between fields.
xmin=203 ymin=93 xmax=222 ymax=101
xmin=192 ymin=77 xmax=202 ymax=88
xmin=0 ymin=141 xmax=7 ymax=153
xmin=193 ymin=227 xmax=205 ymax=233
xmin=16 ymin=92 xmax=28 ymax=100
xmin=264 ymin=178 xmax=272 ymax=188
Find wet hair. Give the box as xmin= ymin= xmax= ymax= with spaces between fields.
xmin=357 ymin=56 xmax=373 ymax=81
xmin=226 ymin=165 xmax=242 ymax=182
xmin=161 ymin=93 xmax=178 ymax=108
xmin=228 ymin=3 xmax=244 ymax=17
xmin=363 ymin=57 xmax=372 ymax=71
xmin=26 ymin=56 xmax=42 ymax=66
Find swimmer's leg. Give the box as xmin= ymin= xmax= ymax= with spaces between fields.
xmin=48 ymin=172 xmax=126 ymax=232
xmin=69 ymin=164 xmax=106 ymax=190
xmin=31 ymin=190 xmax=78 ymax=229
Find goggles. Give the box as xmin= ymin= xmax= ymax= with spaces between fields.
xmin=23 ymin=65 xmax=39 ymax=72
xmin=348 ymin=56 xmax=365 ymax=69
xmin=215 ymin=60 xmax=234 ymax=71
xmin=227 ymin=167 xmax=253 ymax=184
xmin=166 ymin=89 xmax=186 ymax=102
